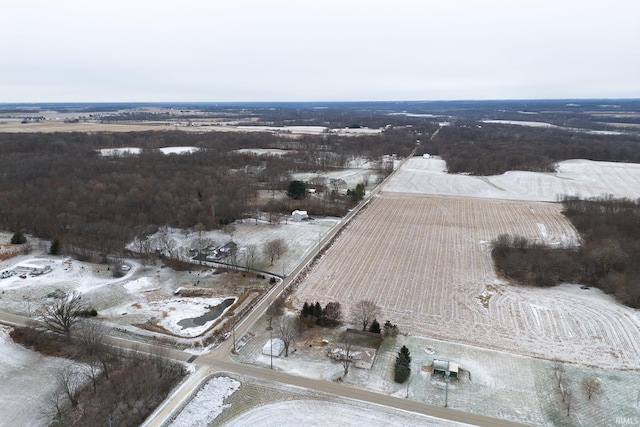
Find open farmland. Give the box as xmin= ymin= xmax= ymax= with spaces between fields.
xmin=385 ymin=157 xmax=640 ymax=201
xmin=293 ymin=192 xmax=640 ymax=369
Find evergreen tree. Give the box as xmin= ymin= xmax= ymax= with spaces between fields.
xmin=383 ymin=320 xmax=399 ymax=337
xmin=394 ymin=345 xmax=412 ymax=383
xmin=286 ymin=180 xmax=307 ymax=199
xmin=50 ymin=238 xmax=61 ymax=255
xmin=313 ymin=302 xmax=323 ymax=320
xmin=10 ymin=231 xmax=26 ymax=244
xmin=301 ymin=302 xmax=310 ymax=317
xmin=369 ymin=318 xmax=381 ymax=334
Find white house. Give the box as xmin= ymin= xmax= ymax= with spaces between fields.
xmin=262 ymin=338 xmax=285 ymax=357
xmin=292 ymin=210 xmax=308 ymax=222
xmin=328 ymin=345 xmax=377 ymax=370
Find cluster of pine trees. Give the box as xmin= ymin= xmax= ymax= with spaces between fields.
xmin=300 ymin=301 xmax=343 ymax=327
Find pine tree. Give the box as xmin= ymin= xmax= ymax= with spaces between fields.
xmin=11 ymin=231 xmax=26 ymax=244
xmin=383 ymin=320 xmax=399 ymax=337
xmin=314 ymin=302 xmax=323 ymax=322
xmin=301 ymin=302 xmax=310 ymax=317
xmin=394 ymin=345 xmax=412 ymax=383
xmin=50 ymin=238 xmax=61 ymax=255
xmin=369 ymin=318 xmax=381 ymax=334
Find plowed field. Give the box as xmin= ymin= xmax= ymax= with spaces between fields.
xmin=294 ymin=192 xmax=640 ymax=369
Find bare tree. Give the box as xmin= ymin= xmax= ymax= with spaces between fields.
xmin=561 ymin=385 xmax=574 ymax=416
xmin=75 ymin=319 xmax=109 ymax=388
xmin=42 ymin=388 xmax=71 ymax=426
xmin=351 ymin=300 xmax=380 ymax=331
xmin=263 ymin=238 xmax=288 ymax=266
xmin=58 ymin=365 xmax=82 ymax=407
xmin=266 ymin=296 xmax=285 ymax=329
xmin=156 ymin=229 xmax=177 ymax=258
xmin=224 ymin=223 xmax=236 ymax=238
xmin=552 ymin=359 xmax=565 ymax=389
xmin=276 ymin=316 xmax=297 ymax=357
xmin=243 ymin=244 xmax=259 ymax=270
xmin=338 ymin=337 xmax=354 ymax=376
xmin=42 ymin=292 xmax=86 ymax=338
xmin=323 ymin=302 xmax=343 ymax=326
xmin=582 ymin=377 xmax=602 ymax=400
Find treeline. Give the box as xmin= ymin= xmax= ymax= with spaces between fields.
xmin=424 ymin=124 xmax=640 ymax=175
xmin=492 ymin=196 xmax=640 ymax=307
xmin=0 ymin=129 xmax=413 ymax=258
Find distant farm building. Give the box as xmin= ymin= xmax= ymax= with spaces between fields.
xmin=262 ymin=338 xmax=285 ymax=357
xmin=292 ymin=210 xmax=308 ymax=222
xmin=433 ymin=359 xmax=459 ymax=378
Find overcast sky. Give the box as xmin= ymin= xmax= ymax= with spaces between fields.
xmin=1 ymin=0 xmax=639 ymax=102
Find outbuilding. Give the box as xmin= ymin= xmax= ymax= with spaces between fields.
xmin=292 ymin=210 xmax=308 ymax=222
xmin=15 ymin=263 xmax=52 ymax=275
xmin=262 ymin=338 xmax=285 ymax=357
xmin=433 ymin=359 xmax=458 ymax=378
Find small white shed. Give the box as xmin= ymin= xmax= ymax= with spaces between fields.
xmin=262 ymin=338 xmax=285 ymax=357
xmin=292 ymin=210 xmax=308 ymax=222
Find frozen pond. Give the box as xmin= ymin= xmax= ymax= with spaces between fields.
xmin=177 ymin=298 xmax=235 ymax=329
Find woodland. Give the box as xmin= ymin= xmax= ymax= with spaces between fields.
xmin=492 ymin=196 xmax=640 ymax=307
xmin=0 ymin=129 xmax=410 ymax=259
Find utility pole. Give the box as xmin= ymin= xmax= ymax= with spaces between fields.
xmin=444 ymin=372 xmax=450 ymax=408
xmin=269 ymin=327 xmax=273 ymax=369
xmin=232 ymin=320 xmax=236 ymax=353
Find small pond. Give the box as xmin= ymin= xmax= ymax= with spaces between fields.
xmin=177 ymin=298 xmax=235 ymax=329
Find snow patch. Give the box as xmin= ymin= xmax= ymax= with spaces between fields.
xmin=170 ymin=376 xmax=240 ymax=427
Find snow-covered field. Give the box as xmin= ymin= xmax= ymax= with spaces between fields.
xmin=296 ymin=157 xmax=640 ymax=370
xmin=294 ymin=192 xmax=640 ymax=369
xmin=385 ymin=157 xmax=640 ymax=201
xmin=172 ymin=372 xmax=470 ymax=427
xmin=99 ymin=146 xmax=199 ymax=156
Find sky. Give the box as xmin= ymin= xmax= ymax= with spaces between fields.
xmin=1 ymin=0 xmax=639 ymax=102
